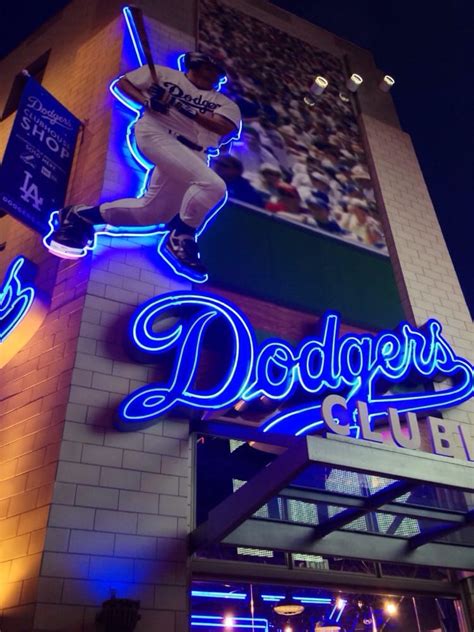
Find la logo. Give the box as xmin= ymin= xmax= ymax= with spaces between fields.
xmin=20 ymin=171 xmax=43 ymax=211
xmin=0 ymin=256 xmax=47 ymax=368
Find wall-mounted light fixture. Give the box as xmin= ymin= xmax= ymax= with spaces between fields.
xmin=96 ymin=592 xmax=141 ymax=632
xmin=310 ymin=75 xmax=329 ymax=96
xmin=346 ymin=73 xmax=363 ymax=92
xmin=379 ymin=74 xmax=395 ymax=92
xmin=304 ymin=75 xmax=329 ymax=106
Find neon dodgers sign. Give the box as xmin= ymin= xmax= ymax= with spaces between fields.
xmin=0 ymin=256 xmax=48 ymax=369
xmin=0 ymin=256 xmax=36 ymax=343
xmin=119 ymin=292 xmax=474 ymax=437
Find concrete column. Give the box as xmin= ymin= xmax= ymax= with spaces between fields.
xmin=361 ymin=114 xmax=474 ymax=458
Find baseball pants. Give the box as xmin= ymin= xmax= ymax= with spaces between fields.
xmin=100 ymin=118 xmax=227 ymax=229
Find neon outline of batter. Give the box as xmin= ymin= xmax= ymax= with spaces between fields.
xmin=43 ymin=6 xmax=240 ymax=284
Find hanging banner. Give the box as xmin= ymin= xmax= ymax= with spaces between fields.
xmin=0 ymin=77 xmax=81 ymax=233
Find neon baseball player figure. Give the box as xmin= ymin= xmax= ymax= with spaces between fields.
xmin=45 ymin=52 xmax=241 ymax=281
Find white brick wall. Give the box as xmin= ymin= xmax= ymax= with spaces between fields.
xmin=38 ymin=174 xmax=193 ymax=629
xmin=361 ymin=114 xmax=474 ymax=452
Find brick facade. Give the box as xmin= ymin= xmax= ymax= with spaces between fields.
xmin=0 ymin=4 xmax=129 ymax=629
xmin=1 ymin=2 xmax=195 ymax=628
xmin=36 ymin=243 xmax=192 ymax=630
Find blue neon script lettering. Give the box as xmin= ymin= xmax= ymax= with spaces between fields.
xmin=120 ymin=292 xmax=474 ymax=434
xmin=0 ymin=256 xmax=35 ymax=342
xmin=120 ymin=293 xmax=255 ymax=421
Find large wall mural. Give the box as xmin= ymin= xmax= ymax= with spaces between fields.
xmin=200 ymin=0 xmax=387 ymax=254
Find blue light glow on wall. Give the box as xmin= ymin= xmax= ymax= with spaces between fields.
xmin=0 ymin=256 xmax=36 ymax=342
xmin=118 ymin=290 xmax=474 ymax=436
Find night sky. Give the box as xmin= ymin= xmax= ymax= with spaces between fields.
xmin=1 ymin=1 xmax=472 ymax=317
xmin=272 ymin=0 xmax=473 ymax=318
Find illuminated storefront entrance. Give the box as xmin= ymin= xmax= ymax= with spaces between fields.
xmin=190 ymin=428 xmax=474 ymax=630
xmin=190 ymin=580 xmax=464 ymax=631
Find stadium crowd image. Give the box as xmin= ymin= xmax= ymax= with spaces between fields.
xmin=202 ymin=0 xmax=386 ymax=252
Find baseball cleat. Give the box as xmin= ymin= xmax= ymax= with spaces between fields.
xmin=56 ymin=204 xmax=99 ymax=229
xmin=46 ymin=228 xmax=95 ymax=258
xmin=44 ymin=205 xmax=96 ymax=259
xmin=45 ymin=227 xmax=93 ymax=259
xmin=158 ymin=230 xmax=208 ymax=283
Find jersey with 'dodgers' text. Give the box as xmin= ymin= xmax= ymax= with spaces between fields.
xmin=125 ymin=65 xmax=241 ymax=150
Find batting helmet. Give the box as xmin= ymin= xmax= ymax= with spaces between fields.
xmin=183 ymin=52 xmax=226 ymax=79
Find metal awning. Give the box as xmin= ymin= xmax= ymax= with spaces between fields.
xmin=190 ymin=426 xmax=474 ymax=570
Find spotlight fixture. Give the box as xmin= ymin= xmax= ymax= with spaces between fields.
xmin=304 ymin=75 xmax=328 ymax=107
xmin=384 ymin=600 xmax=398 ymax=616
xmin=284 ymin=625 xmax=293 ymax=632
xmin=223 ymin=614 xmax=235 ymax=628
xmin=310 ymin=75 xmax=329 ymax=96
xmin=338 ymin=91 xmax=350 ymax=103
xmin=336 ymin=597 xmax=345 ymax=609
xmin=233 ymin=399 xmax=248 ymax=412
xmin=379 ymin=74 xmax=395 ymax=92
xmin=346 ymin=73 xmax=363 ymax=92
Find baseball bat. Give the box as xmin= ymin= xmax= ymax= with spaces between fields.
xmin=127 ymin=6 xmax=159 ymax=84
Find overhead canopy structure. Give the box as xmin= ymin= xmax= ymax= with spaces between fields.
xmin=190 ymin=428 xmax=474 ymax=571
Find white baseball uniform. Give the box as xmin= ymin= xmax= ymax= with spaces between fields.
xmin=100 ymin=64 xmax=241 ymax=228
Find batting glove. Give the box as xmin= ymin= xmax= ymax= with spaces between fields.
xmin=147 ymin=83 xmax=170 ymax=114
